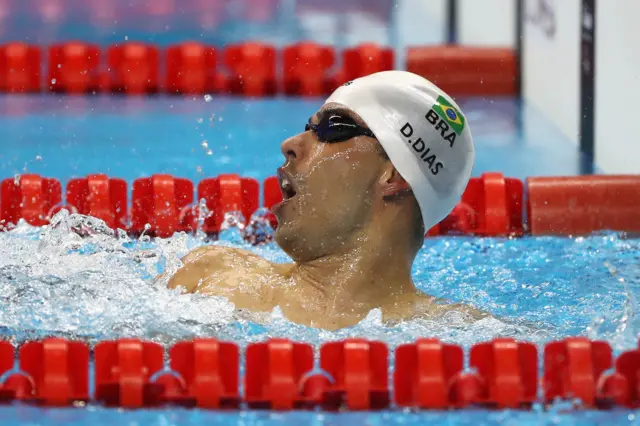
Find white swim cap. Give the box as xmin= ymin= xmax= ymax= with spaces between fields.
xmin=324 ymin=70 xmax=475 ymax=231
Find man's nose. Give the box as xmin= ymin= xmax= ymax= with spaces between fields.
xmin=280 ymin=134 xmax=304 ymax=161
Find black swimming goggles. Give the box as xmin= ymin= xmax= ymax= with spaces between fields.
xmin=305 ymin=113 xmax=376 ymax=143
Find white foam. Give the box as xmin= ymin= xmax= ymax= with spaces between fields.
xmin=1 ymin=210 xmax=634 ymax=352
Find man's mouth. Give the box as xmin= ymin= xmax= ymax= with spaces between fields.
xmin=277 ymin=168 xmax=297 ymax=201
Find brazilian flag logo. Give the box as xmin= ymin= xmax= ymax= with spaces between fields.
xmin=433 ymin=95 xmax=465 ymax=135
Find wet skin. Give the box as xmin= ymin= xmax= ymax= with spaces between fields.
xmin=164 ymin=103 xmax=486 ymax=330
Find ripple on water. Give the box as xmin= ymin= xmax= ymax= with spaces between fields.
xmin=0 ymin=211 xmax=638 ymax=353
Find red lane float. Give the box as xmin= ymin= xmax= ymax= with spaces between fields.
xmin=0 ymin=43 xmax=524 ymax=97
xmin=48 ymin=42 xmax=101 ymax=93
xmin=0 ymin=341 xmax=12 ymax=376
xmin=94 ymin=339 xmax=165 ymax=408
xmin=407 ymin=46 xmax=517 ymax=96
xmin=169 ymin=339 xmax=239 ymax=408
xmin=543 ymin=337 xmax=620 ymax=408
xmin=1 ymin=337 xmax=640 ymax=410
xmin=19 ymin=338 xmax=89 ymax=406
xmin=131 ymin=174 xmax=194 ymax=238
xmin=262 ymin=176 xmax=281 ymax=229
xmin=245 ymin=339 xmax=315 ymax=410
xmin=320 ymin=339 xmax=389 ymax=411
xmin=0 ymin=175 xmax=62 ymax=227
xmin=0 ymin=339 xmax=32 ymax=403
xmin=394 ymin=338 xmax=463 ymax=409
xmin=64 ymin=174 xmax=128 ymax=230
xmin=330 ymin=43 xmax=394 ymax=89
xmin=429 ymin=172 xmax=523 ymax=237
xmin=165 ymin=42 xmax=217 ymax=95
xmin=469 ymin=338 xmax=537 ymax=408
xmin=106 ymin=43 xmax=160 ymax=94
xmin=611 ymin=345 xmax=640 ymax=408
xmin=0 ymin=341 xmax=17 ymax=402
xmin=0 ymin=43 xmax=41 ymax=93
xmin=194 ymin=174 xmax=260 ymax=234
xmin=0 ymin=373 xmax=35 ymax=402
xmin=1 ymin=173 xmax=639 ymax=239
xmin=1 ymin=374 xmax=33 ymax=402
xmin=221 ymin=42 xmax=277 ymax=96
xmin=526 ymin=175 xmax=640 ymax=236
xmin=283 ymin=42 xmax=335 ymax=96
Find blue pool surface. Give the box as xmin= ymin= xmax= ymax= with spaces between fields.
xmin=2 ymin=406 xmax=640 ymax=426
xmin=0 ymin=95 xmax=589 ymax=186
xmin=0 ymin=94 xmax=636 ymax=425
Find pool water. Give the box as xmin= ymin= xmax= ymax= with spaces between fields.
xmin=0 ymin=95 xmax=638 ymax=425
xmin=0 ymin=95 xmax=589 ymax=185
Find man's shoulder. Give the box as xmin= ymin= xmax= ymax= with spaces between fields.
xmin=167 ymin=245 xmax=282 ymax=293
xmin=179 ymin=245 xmax=265 ymax=264
xmin=167 ymin=245 xmax=297 ymax=306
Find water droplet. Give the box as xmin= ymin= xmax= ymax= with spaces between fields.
xmin=206 ymin=150 xmax=213 ymax=156
xmin=197 ymin=118 xmax=203 ymax=124
xmin=201 ymin=141 xmax=208 ymax=149
xmin=57 ymin=63 xmax=62 ymax=68
xmin=124 ymin=35 xmax=128 ymax=40
xmin=51 ymin=78 xmax=57 ymax=84
xmin=35 ymin=155 xmax=42 ymax=161
xmin=204 ymin=94 xmax=212 ymax=102
xmin=218 ymin=116 xmax=223 ymax=122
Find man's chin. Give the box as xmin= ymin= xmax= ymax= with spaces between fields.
xmin=273 ymin=222 xmax=291 ymax=247
xmin=273 ymin=221 xmax=304 ymax=255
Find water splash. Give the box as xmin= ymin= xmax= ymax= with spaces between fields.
xmin=217 ymin=210 xmax=246 ymax=245
xmin=0 ymin=212 xmax=638 ymax=353
xmin=605 ymin=261 xmax=638 ymax=350
xmin=243 ymin=208 xmax=274 ymax=245
xmin=194 ymin=198 xmax=211 ymax=241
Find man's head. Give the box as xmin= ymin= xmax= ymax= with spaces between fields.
xmin=272 ymin=71 xmax=475 ymax=262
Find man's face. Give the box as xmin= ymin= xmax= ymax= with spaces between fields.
xmin=272 ymin=104 xmax=387 ymax=261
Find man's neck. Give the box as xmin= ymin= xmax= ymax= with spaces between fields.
xmin=288 ymin=234 xmax=417 ymax=313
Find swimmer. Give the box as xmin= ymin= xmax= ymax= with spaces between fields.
xmin=164 ymin=70 xmax=485 ymax=330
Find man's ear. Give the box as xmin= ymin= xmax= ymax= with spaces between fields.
xmin=379 ymin=166 xmax=411 ymax=198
